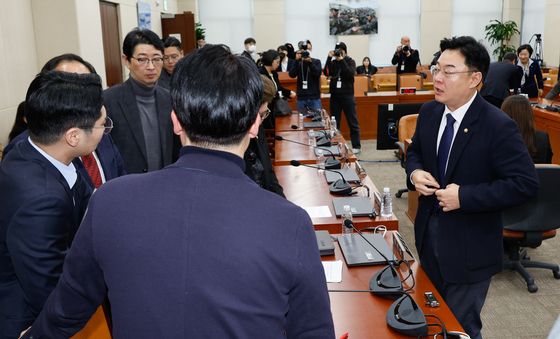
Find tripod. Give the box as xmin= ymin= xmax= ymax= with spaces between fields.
xmin=529 ymin=33 xmax=543 ymax=66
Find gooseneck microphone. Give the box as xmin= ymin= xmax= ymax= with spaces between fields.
xmin=290 ymin=160 xmax=352 ymax=195
xmin=343 ymin=219 xmax=403 ymax=298
xmin=275 ymin=135 xmax=340 ymax=169
xmin=344 ymin=220 xmax=427 ymax=337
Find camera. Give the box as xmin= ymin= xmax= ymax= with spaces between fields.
xmin=301 ymin=50 xmax=310 ymax=59
xmin=402 ymin=45 xmax=410 ymax=53
xmin=333 ymin=49 xmax=342 ymax=57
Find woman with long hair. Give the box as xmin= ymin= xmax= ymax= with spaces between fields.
xmin=501 ymin=95 xmax=553 ymax=163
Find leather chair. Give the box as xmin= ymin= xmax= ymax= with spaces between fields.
xmin=502 ymin=164 xmax=560 ymax=293
xmin=371 ymin=73 xmax=396 ymax=91
xmin=394 ymin=114 xmax=418 ymax=198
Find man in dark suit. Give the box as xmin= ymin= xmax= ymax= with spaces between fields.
xmin=0 ymin=71 xmax=105 ymax=338
xmin=104 ymin=28 xmax=179 ymax=174
xmin=480 ymin=52 xmax=522 ymax=108
xmin=22 ymin=44 xmax=334 ymax=339
xmin=406 ymin=36 xmax=538 ymax=339
xmin=3 ymin=53 xmax=126 ymax=190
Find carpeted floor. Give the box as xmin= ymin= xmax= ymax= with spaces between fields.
xmin=356 ymin=139 xmax=560 ymax=339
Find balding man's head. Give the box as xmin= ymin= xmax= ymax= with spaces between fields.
xmin=401 ymin=36 xmax=411 ymax=46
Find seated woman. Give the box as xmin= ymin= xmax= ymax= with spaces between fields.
xmin=501 ymin=95 xmax=553 ymax=163
xmin=243 ymin=75 xmax=285 ymax=197
xmin=516 ymin=44 xmax=544 ymax=98
xmin=356 ymin=57 xmax=378 ymax=76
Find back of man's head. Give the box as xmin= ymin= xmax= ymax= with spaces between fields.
xmin=41 ymin=53 xmax=97 ymax=73
xmin=170 ymin=44 xmax=262 ymax=147
xmin=26 ymin=71 xmax=103 ymax=145
xmin=123 ymin=28 xmax=164 ymax=60
xmin=440 ymin=36 xmax=490 ymax=81
xmin=502 ymin=52 xmax=517 ymax=63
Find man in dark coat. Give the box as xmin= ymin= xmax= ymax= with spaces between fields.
xmin=480 ymin=52 xmax=522 ymax=108
xmin=407 ymin=36 xmax=538 ymax=339
xmin=22 ymin=44 xmax=334 ymax=339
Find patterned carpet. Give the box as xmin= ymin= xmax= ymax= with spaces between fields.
xmin=357 ymin=139 xmax=560 ymax=339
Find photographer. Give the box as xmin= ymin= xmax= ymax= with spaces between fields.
xmin=289 ymin=39 xmax=322 ymax=111
xmin=391 ymin=36 xmax=420 ymax=74
xmin=323 ymin=42 xmax=361 ymax=154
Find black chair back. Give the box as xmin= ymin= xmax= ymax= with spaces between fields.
xmin=502 ymin=164 xmax=560 ymax=233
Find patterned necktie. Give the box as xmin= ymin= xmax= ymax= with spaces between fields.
xmin=437 ymin=113 xmax=456 ymax=186
xmin=82 ymin=153 xmax=103 ymax=188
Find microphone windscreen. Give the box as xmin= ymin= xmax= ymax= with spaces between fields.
xmin=291 ymin=125 xmax=298 ymax=129
xmin=343 ymin=219 xmax=353 ymax=229
xmin=275 ymin=135 xmax=283 ymax=141
xmin=290 ymin=160 xmax=301 ymax=167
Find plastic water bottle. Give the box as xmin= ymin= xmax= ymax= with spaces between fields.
xmin=308 ymin=129 xmax=317 ymax=147
xmin=342 ymin=205 xmax=353 ymax=234
xmin=299 ymin=113 xmax=304 ymax=128
xmin=381 ymin=187 xmax=393 ymax=218
xmin=316 ymin=149 xmax=326 ymax=172
xmin=330 ymin=116 xmax=337 ymax=137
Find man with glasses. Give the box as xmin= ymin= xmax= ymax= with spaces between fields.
xmin=0 ymin=71 xmax=104 ymax=337
xmin=2 ymin=53 xmax=126 ymax=190
xmin=406 ymin=36 xmax=538 ymax=339
xmin=104 ymin=28 xmax=179 ymax=174
xmin=158 ymin=36 xmax=184 ymax=90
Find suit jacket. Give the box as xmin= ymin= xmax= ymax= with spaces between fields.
xmin=3 ymin=131 xmax=126 ymax=191
xmin=356 ymin=65 xmax=378 ymax=76
xmin=24 ymin=146 xmax=334 ymax=339
xmin=157 ymin=70 xmax=172 ymax=91
xmin=518 ymin=59 xmax=544 ymax=98
xmin=406 ymin=94 xmax=539 ymax=283
xmin=533 ymin=130 xmax=553 ymax=164
xmin=480 ymin=61 xmax=522 ymax=100
xmin=544 ymin=80 xmax=560 ymax=100
xmin=104 ymin=78 xmax=179 ymax=174
xmin=0 ymin=140 xmax=91 ymax=338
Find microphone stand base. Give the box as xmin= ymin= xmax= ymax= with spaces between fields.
xmin=329 ymin=180 xmax=352 ymax=195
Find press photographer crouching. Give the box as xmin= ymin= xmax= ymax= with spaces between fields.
xmin=288 ymin=39 xmax=323 ymax=112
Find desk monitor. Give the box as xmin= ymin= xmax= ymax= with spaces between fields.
xmin=324 ymin=167 xmax=361 ymax=183
xmin=332 ymin=197 xmax=375 ymax=217
xmin=338 ymin=233 xmax=395 ymax=266
xmin=377 ymin=102 xmax=424 ymax=150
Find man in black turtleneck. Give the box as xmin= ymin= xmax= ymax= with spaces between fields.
xmin=104 ymin=28 xmax=179 ymax=173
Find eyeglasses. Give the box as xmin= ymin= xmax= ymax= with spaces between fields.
xmin=163 ymin=54 xmax=181 ymax=63
xmin=259 ymin=108 xmax=271 ymax=120
xmin=91 ymin=117 xmax=114 ymax=134
xmin=430 ymin=66 xmax=475 ymax=78
xmin=131 ymin=56 xmax=164 ymax=67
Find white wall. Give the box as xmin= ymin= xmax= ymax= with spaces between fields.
xmin=0 ymin=0 xmax=38 ymax=146
xmin=452 ymin=0 xmax=503 ymax=60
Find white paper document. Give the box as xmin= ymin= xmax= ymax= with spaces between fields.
xmin=302 ymin=205 xmax=332 ymax=218
xmin=322 ymin=260 xmax=343 ymax=283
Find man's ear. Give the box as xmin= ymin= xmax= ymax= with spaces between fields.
xmin=64 ymin=127 xmax=81 ymax=147
xmin=171 ymin=110 xmax=183 ymax=136
xmin=122 ymin=54 xmax=130 ymax=70
xmin=248 ymin=114 xmax=262 ymax=139
xmin=471 ymin=71 xmax=483 ymax=89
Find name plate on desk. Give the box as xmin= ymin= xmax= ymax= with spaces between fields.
xmin=400 ymin=87 xmax=417 ymax=94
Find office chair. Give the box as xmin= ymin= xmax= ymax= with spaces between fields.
xmin=502 ymin=164 xmax=560 ymax=293
xmin=394 ymin=114 xmax=418 ymax=198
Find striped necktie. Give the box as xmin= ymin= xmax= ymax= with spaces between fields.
xmin=81 ymin=153 xmax=102 ymax=188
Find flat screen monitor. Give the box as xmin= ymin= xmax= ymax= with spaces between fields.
xmin=377 ymin=103 xmax=424 ymax=150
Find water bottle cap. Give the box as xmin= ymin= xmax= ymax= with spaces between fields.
xmin=383 ymin=187 xmax=390 ymax=193
xmin=343 ymin=205 xmax=351 ymax=211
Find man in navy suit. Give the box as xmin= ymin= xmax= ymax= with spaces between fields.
xmin=480 ymin=52 xmax=522 ymax=108
xmin=406 ymin=36 xmax=538 ymax=339
xmin=23 ymin=44 xmax=334 ymax=338
xmin=104 ymin=28 xmax=180 ymax=174
xmin=0 ymin=71 xmax=105 ymax=338
xmin=3 ymin=54 xmax=126 ymax=190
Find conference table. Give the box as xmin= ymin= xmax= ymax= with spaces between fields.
xmin=325 ymin=232 xmax=464 ymax=338
xmin=532 ymin=102 xmax=560 ymax=164
xmin=274 ymin=130 xmax=358 ymax=166
xmin=275 ymin=163 xmax=398 ymax=233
